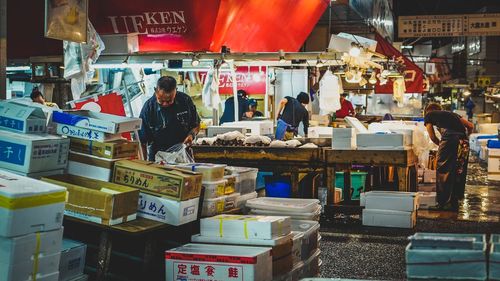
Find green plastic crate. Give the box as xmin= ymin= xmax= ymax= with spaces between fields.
xmin=491 ymin=234 xmax=500 ymax=281
xmin=335 ymin=171 xmax=367 ymax=200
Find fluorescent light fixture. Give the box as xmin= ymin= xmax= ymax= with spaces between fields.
xmin=6 ymin=66 xmax=31 ymax=71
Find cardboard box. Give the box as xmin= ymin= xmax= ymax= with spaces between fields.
xmin=67 ymin=151 xmax=122 ymax=182
xmin=423 ymin=169 xmax=436 ymax=183
xmin=0 ymin=130 xmax=69 ymax=173
xmin=200 ymin=215 xmax=291 ymax=240
xmin=56 ymin=124 xmax=123 ymax=142
xmin=42 ymin=174 xmax=139 ymax=226
xmin=165 ymin=244 xmax=273 ymax=281
xmin=4 ymin=168 xmax=64 ymax=179
xmin=364 ymin=191 xmax=419 ymax=212
xmin=357 ymin=133 xmax=412 ymax=149
xmin=488 ymin=148 xmax=500 ymax=181
xmin=0 ymin=170 xmax=66 ymax=237
xmin=363 ymin=209 xmax=416 ymax=228
xmin=2 ymin=252 xmax=61 ymax=281
xmin=478 ymin=123 xmax=499 ymax=134
xmin=52 ymin=110 xmax=142 ymax=134
xmin=59 ymin=239 xmax=87 ymax=281
xmin=0 ymin=228 xmax=63 ymax=267
xmin=175 ymin=163 xmax=226 ymax=182
xmin=113 ymin=160 xmax=202 ymax=201
xmin=0 ymin=101 xmax=47 ymax=134
xmin=138 ymin=192 xmax=199 ymax=226
xmin=69 ymin=138 xmax=139 ymax=159
xmin=310 ymin=114 xmax=331 ymax=126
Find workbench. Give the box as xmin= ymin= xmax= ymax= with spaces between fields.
xmin=324 ymin=148 xmax=418 ymax=214
xmin=192 ymin=146 xmax=324 ymax=197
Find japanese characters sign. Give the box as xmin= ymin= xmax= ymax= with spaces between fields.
xmin=0 ymin=140 xmax=26 ymax=166
xmin=172 ymin=262 xmax=244 ymax=281
xmin=398 ymin=13 xmax=500 ymax=38
xmin=56 ymin=124 xmax=116 ymax=142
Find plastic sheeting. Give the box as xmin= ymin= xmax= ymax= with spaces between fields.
xmin=318 ymin=70 xmax=342 ymax=114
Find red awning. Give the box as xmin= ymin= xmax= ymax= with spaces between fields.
xmin=374 ymin=33 xmax=425 ymax=94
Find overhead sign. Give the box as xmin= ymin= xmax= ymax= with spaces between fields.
xmin=200 ymin=67 xmax=267 ymax=95
xmin=398 ymin=13 xmax=500 ymax=38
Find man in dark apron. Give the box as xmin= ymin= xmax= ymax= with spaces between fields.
xmin=424 ymin=103 xmax=473 ymax=211
xmin=139 ymin=76 xmax=200 ymax=161
xmin=275 ymin=92 xmax=310 ymax=140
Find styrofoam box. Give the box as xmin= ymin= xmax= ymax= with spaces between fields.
xmin=176 ymin=163 xmax=226 ymax=182
xmin=59 ymin=239 xmax=87 ymax=281
xmin=246 ymin=198 xmax=320 ymax=213
xmin=0 ymin=130 xmax=70 ymax=174
xmin=191 ymin=233 xmax=293 ymax=247
xmin=67 ymin=160 xmax=113 ymax=182
xmin=0 ymin=170 xmax=66 ymax=237
xmin=364 ymin=191 xmax=419 ymax=212
xmin=488 ymin=148 xmax=500 ymax=181
xmin=362 ymin=209 xmax=416 ymax=228
xmin=222 ymin=121 xmax=274 ymax=136
xmin=480 ymin=146 xmax=488 ymax=161
xmin=249 ymin=204 xmax=322 ymax=221
xmin=417 ymin=192 xmax=437 ymax=209
xmin=137 ymin=192 xmax=199 ymax=226
xmin=202 ymin=179 xmax=227 ymax=199
xmin=165 ymin=243 xmax=272 ymax=281
xmin=357 ymin=133 xmax=412 ymax=149
xmin=226 ymin=167 xmax=258 ymax=194
xmin=206 ymin=126 xmax=246 ymax=137
xmin=0 ymin=228 xmax=63 ymax=267
xmin=56 ymin=124 xmax=123 ymax=142
xmin=469 ymin=134 xmax=496 ymax=153
xmin=200 ymin=215 xmax=291 ymax=240
xmin=308 ymin=127 xmax=333 ymax=138
xmin=345 ymin=117 xmax=368 ymax=133
xmin=406 ymin=233 xmax=487 ymax=280
xmin=478 ymin=123 xmax=500 ymax=134
xmin=235 ymin=191 xmax=258 ymax=209
xmin=52 ymin=110 xmax=142 ymax=134
xmin=2 ymin=252 xmax=61 ymax=281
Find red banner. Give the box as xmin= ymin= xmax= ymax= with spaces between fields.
xmin=200 ymin=66 xmax=267 ymax=95
xmin=374 ymin=33 xmax=425 ymax=94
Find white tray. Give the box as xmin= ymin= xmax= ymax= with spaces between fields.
xmin=245 ymin=198 xmax=320 ymax=213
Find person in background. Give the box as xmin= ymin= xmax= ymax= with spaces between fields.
xmin=139 ymin=76 xmax=200 ymax=161
xmin=30 ymin=88 xmax=59 ymax=108
xmin=335 ymin=93 xmax=355 ymax=118
xmin=219 ymin=89 xmax=248 ymax=124
xmin=242 ymin=99 xmax=264 ymax=120
xmin=424 ymin=103 xmax=473 ymax=211
xmin=276 ymin=92 xmax=310 ymax=140
xmin=465 ymin=97 xmax=475 ymax=120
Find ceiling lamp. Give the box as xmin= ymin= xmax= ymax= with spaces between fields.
xmin=349 ymin=43 xmax=362 ymax=57
xmin=316 ymin=56 xmax=324 ymax=68
xmin=377 ymin=73 xmax=388 ymax=85
xmin=359 ymin=78 xmax=368 ymax=87
xmin=191 ymin=54 xmax=200 ymax=67
xmin=368 ymin=72 xmax=377 ymax=84
xmin=279 ymin=49 xmax=286 ymax=63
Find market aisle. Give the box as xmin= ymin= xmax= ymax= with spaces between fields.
xmin=319 ymin=159 xmax=500 ymax=280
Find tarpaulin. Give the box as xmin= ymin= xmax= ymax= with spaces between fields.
xmin=374 ymin=33 xmax=425 ymax=94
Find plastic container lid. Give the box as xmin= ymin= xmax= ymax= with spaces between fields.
xmin=245 ymin=197 xmax=320 ymax=213
xmin=226 ymin=166 xmax=259 ymax=175
xmin=291 ymin=220 xmax=320 ymax=237
xmin=250 ymin=205 xmax=321 ymax=220
xmin=0 ymin=170 xmax=66 ymax=199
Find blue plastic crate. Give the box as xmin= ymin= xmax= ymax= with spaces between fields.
xmin=477 ymin=135 xmax=498 ymax=140
xmin=264 ymin=176 xmax=292 ymax=198
xmin=335 ymin=172 xmax=367 ymax=200
xmin=491 ymin=234 xmax=500 ymax=281
xmin=406 ymin=233 xmax=487 ymax=280
xmin=487 ymin=139 xmax=500 ymax=149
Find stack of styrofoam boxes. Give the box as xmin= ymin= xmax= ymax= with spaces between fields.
xmin=192 ymin=215 xmax=293 ymax=280
xmin=52 ymin=110 xmax=142 ymax=182
xmin=174 ymin=163 xmax=241 ymax=217
xmin=246 ymin=198 xmax=322 ymax=221
xmin=165 ymin=243 xmax=273 ymax=281
xmin=487 ymin=139 xmax=500 ymax=181
xmin=361 ymin=191 xmax=419 ymax=228
xmin=112 ymin=160 xmax=202 ymax=226
xmin=406 ymin=233 xmax=487 ymax=280
xmin=0 ymin=101 xmax=69 ymax=178
xmin=225 ymin=166 xmax=259 ymax=210
xmin=0 ymin=170 xmax=66 ymax=281
xmin=332 ymin=128 xmax=356 ymax=149
xmin=59 ymin=239 xmax=87 ymax=281
xmin=491 ymin=234 xmax=500 ymax=281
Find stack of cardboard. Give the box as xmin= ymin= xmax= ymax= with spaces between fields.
xmin=192 ymin=215 xmax=293 ymax=279
xmin=59 ymin=239 xmax=87 ymax=281
xmin=332 ymin=128 xmax=356 ymax=149
xmin=42 ymin=174 xmax=139 ymax=225
xmin=112 ymin=160 xmax=202 ymax=226
xmin=361 ymin=191 xmax=419 ymax=228
xmin=0 ymin=101 xmax=69 ymax=178
xmin=52 ymin=110 xmax=141 ymax=182
xmin=0 ymin=170 xmax=66 ymax=281
xmin=165 ymin=243 xmax=273 ymax=281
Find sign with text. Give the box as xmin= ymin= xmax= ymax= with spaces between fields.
xmin=199 ymin=67 xmax=267 ymax=95
xmin=398 ymin=13 xmax=500 ymax=38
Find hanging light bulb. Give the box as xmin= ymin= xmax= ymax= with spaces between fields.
xmin=349 ymin=43 xmax=361 ymax=57
xmin=369 ymin=72 xmax=377 ymax=84
xmin=316 ymin=56 xmax=324 ymax=68
xmin=381 ymin=69 xmax=390 ymax=78
xmin=463 ymin=89 xmax=471 ymax=97
xmin=359 ymin=78 xmax=368 ymax=87
xmin=345 ymin=68 xmax=354 ymax=81
xmin=377 ymin=73 xmax=388 ymax=85
xmin=279 ymin=49 xmax=286 ymax=63
xmin=191 ymin=54 xmax=200 ymax=67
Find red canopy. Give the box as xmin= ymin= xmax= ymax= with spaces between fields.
xmin=374 ymin=33 xmax=425 ymax=94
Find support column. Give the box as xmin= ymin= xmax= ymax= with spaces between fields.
xmin=0 ymin=0 xmax=6 ymax=100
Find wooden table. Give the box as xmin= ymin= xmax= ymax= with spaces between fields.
xmin=63 ymin=216 xmax=185 ymax=281
xmin=192 ymin=146 xmax=324 ymax=197
xmin=324 ymin=148 xmax=418 ymax=213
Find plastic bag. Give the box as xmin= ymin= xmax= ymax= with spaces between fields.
xmin=244 ymin=135 xmax=271 ymax=145
xmin=155 ymin=143 xmax=194 ymax=164
xmin=269 ymin=140 xmax=287 ymax=148
xmin=285 ymin=139 xmax=302 ymax=147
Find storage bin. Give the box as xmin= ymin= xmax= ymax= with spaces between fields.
xmin=335 ymin=171 xmax=367 ymax=200
xmin=223 ymin=175 xmax=237 ymax=194
xmin=175 ymin=163 xmax=226 ymax=181
xmin=302 ymin=249 xmax=321 ymax=278
xmin=264 ymin=176 xmax=292 ymax=198
xmin=201 ymin=195 xmax=237 ymax=217
xmin=202 ymin=179 xmax=227 ymax=199
xmin=226 ymin=167 xmax=258 ymax=194
xmin=235 ymin=192 xmax=258 ymax=209
xmin=246 ymin=197 xmax=320 ymax=213
xmin=406 ymin=233 xmax=487 ymax=280
xmin=491 ymin=234 xmax=500 ymax=281
xmin=291 ymin=220 xmax=320 ymax=261
xmin=291 ymin=232 xmax=304 ymax=265
xmin=250 ymin=205 xmax=321 ymax=221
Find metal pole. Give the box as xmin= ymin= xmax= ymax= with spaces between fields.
xmin=230 ymin=62 xmax=239 ymax=122
xmin=0 ymin=0 xmax=7 ymax=100
xmin=121 ymin=80 xmax=135 ymax=117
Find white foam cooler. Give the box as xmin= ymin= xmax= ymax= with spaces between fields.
xmin=487 ymin=148 xmax=500 ymax=181
xmin=0 ymin=170 xmax=66 ymax=237
xmin=357 ymin=132 xmax=412 ymax=150
xmin=418 ymin=192 xmax=437 ymax=209
xmin=364 ymin=191 xmax=419 ymax=212
xmin=165 ymin=243 xmax=272 ymax=281
xmin=200 ymin=215 xmax=291 ymax=240
xmin=362 ymin=209 xmax=416 ymax=228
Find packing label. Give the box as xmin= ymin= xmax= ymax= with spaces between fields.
xmin=170 ymin=261 xmax=244 ymax=281
xmin=114 ymin=167 xmax=183 ymax=199
xmin=57 ymin=124 xmax=106 ymax=141
xmin=0 ymin=140 xmax=26 ymax=166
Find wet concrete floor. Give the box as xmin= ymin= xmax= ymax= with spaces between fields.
xmin=318 ymin=156 xmax=500 ymax=280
